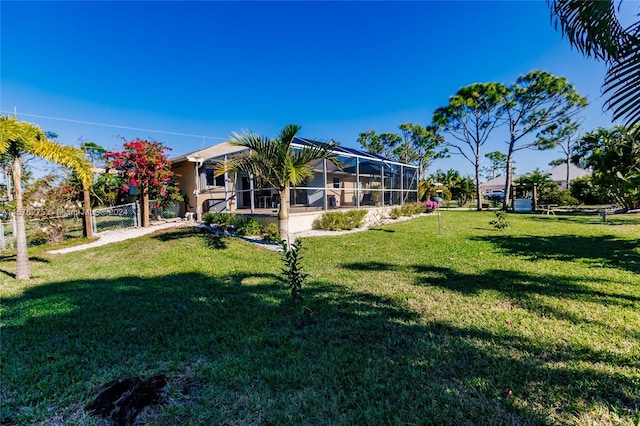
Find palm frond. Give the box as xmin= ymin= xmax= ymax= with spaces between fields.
xmin=603 ymin=42 xmax=640 ymax=127
xmin=548 ymin=0 xmax=634 ymax=60
xmin=31 ymin=139 xmax=94 ymax=188
xmin=0 ymin=116 xmax=21 ymax=154
xmin=550 ymin=0 xmax=640 ymax=129
xmin=224 ymin=124 xmax=343 ymax=190
xmin=277 ymin=124 xmax=302 ymax=146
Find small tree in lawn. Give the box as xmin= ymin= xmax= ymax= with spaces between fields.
xmin=105 ymin=139 xmax=177 ymax=228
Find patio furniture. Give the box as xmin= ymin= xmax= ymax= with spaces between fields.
xmin=257 ymin=195 xmax=271 ymax=209
xmin=540 ymin=204 xmax=558 ymax=215
xmin=271 ymin=193 xmax=280 ymax=209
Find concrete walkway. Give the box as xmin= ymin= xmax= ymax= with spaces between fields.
xmin=48 ymin=221 xmax=188 ymax=254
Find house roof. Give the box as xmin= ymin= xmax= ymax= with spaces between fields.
xmin=543 ymin=163 xmax=590 ymax=181
xmin=481 ymin=175 xmax=509 ymax=187
xmin=170 ymin=142 xmax=248 ymax=164
xmin=171 ymin=137 xmax=416 ymax=167
xmin=293 ymin=137 xmax=393 ymax=163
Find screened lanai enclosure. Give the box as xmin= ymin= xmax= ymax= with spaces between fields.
xmin=173 ymin=138 xmax=419 ymax=217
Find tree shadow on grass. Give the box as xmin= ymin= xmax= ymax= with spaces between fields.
xmin=152 ymin=227 xmax=227 ymax=250
xmin=527 ymin=212 xmax=640 ymax=226
xmin=473 ymin=234 xmax=640 ymax=274
xmin=343 ymin=260 xmax=639 ymax=332
xmin=0 ymin=256 xmax=51 ymax=279
xmin=2 ymin=270 xmax=638 ymax=425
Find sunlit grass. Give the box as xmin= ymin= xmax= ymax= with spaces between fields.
xmin=1 ymin=213 xmax=638 ymax=425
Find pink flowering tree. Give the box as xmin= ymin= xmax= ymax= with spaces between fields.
xmin=105 ymin=139 xmax=178 ymax=227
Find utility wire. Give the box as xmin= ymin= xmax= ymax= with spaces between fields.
xmin=0 ymin=110 xmax=227 ymax=141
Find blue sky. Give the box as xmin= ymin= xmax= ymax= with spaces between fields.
xmin=0 ymin=1 xmax=623 ymax=178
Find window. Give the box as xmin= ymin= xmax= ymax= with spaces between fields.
xmin=333 ymin=178 xmax=340 ymax=188
xmin=205 ymin=169 xmax=225 ymax=187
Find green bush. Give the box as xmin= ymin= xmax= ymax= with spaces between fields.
xmin=160 ymin=209 xmax=177 ymax=219
xmin=27 ymin=229 xmax=48 ymax=247
xmin=539 ymin=188 xmax=579 ymax=206
xmin=202 ymin=212 xmax=216 ymax=225
xmin=490 ymin=211 xmax=510 ymax=229
xmin=262 ymin=223 xmax=280 ymax=242
xmin=389 ymin=207 xmax=402 ymax=219
xmin=316 ymin=210 xmax=367 ymax=231
xmin=316 ymin=211 xmax=346 ymax=231
xmin=344 ymin=209 xmax=367 ymax=229
xmin=202 ymin=212 xmax=235 ymax=228
xmin=570 ymin=176 xmax=614 ymax=205
xmin=235 ymin=217 xmax=263 ymax=236
xmin=400 ymin=202 xmax=425 ymax=216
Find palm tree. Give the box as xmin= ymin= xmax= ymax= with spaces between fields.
xmin=549 ymin=0 xmax=640 ymax=127
xmin=223 ymin=124 xmax=340 ymax=244
xmin=0 ymin=116 xmax=93 ymax=279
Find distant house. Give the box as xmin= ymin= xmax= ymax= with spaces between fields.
xmin=479 ymin=163 xmax=590 ymax=196
xmin=542 ymin=163 xmax=591 ymax=189
xmin=170 ymin=137 xmax=419 ymax=223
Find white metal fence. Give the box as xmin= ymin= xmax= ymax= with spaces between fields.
xmin=91 ymin=202 xmax=140 ymax=234
xmin=0 ymin=201 xmax=181 ymax=248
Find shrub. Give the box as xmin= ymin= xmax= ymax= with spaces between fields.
xmin=315 ymin=210 xmax=367 ymax=231
xmin=27 ymin=229 xmax=48 ymax=247
xmin=315 ymin=212 xmax=345 ymax=231
xmin=216 ymin=213 xmax=236 ymax=227
xmin=538 ymin=188 xmax=579 ymax=206
xmin=262 ymin=223 xmax=279 ymax=242
xmin=344 ymin=209 xmax=367 ymax=229
xmin=160 ymin=209 xmax=177 ymax=219
xmin=389 ymin=207 xmax=402 ymax=219
xmin=490 ymin=211 xmax=510 ymax=229
xmin=570 ymin=175 xmax=615 ymax=205
xmin=399 ymin=202 xmax=425 ymax=216
xmin=202 ymin=212 xmax=216 ymax=226
xmin=202 ymin=212 xmax=235 ymax=228
xmin=279 ymin=239 xmax=309 ymax=328
xmin=235 ymin=217 xmax=263 ymax=236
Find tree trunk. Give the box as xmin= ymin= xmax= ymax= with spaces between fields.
xmin=502 ymin=156 xmax=513 ymax=210
xmin=565 ymin=139 xmax=571 ymax=191
xmin=141 ymin=185 xmax=150 ymax=228
xmin=4 ymin=167 xmax=17 ymax=240
xmin=12 ymin=157 xmax=30 ymax=280
xmin=475 ymin=158 xmax=482 ymax=211
xmin=503 ymin=135 xmax=516 ymax=210
xmin=82 ymin=188 xmax=93 ymax=238
xmin=565 ymin=153 xmax=571 ymax=190
xmin=278 ymin=187 xmax=290 ymax=246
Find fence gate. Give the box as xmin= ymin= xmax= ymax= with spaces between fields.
xmin=91 ymin=202 xmax=140 ymax=234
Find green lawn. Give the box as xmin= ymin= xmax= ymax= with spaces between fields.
xmin=1 ymin=211 xmax=638 ymax=425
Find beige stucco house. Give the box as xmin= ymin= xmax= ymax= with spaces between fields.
xmin=170 ymin=137 xmax=419 ymax=222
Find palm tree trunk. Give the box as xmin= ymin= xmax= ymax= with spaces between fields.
xmin=278 ymin=187 xmax=290 ymax=246
xmin=82 ymin=189 xmax=93 ymax=238
xmin=3 ymin=166 xmax=17 ymax=241
xmin=12 ymin=157 xmax=30 ymax=280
